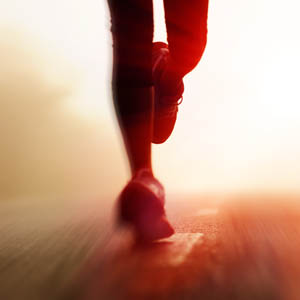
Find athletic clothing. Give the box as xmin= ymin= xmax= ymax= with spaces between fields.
xmin=107 ymin=0 xmax=209 ymax=88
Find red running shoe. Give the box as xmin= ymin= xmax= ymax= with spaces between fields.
xmin=152 ymin=42 xmax=184 ymax=144
xmin=118 ymin=169 xmax=174 ymax=242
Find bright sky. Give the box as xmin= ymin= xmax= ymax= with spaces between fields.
xmin=1 ymin=0 xmax=300 ymax=198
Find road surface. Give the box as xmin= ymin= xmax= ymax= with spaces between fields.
xmin=0 ymin=195 xmax=300 ymax=300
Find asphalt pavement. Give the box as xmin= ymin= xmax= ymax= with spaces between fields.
xmin=1 ymin=195 xmax=300 ymax=300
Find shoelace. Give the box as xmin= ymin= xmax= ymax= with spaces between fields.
xmin=153 ymin=43 xmax=184 ymax=115
xmin=178 ymin=96 xmax=183 ymax=105
xmin=162 ymin=95 xmax=183 ymax=105
xmin=160 ymin=95 xmax=183 ymax=117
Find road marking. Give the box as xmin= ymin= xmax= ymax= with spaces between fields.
xmin=194 ymin=208 xmax=219 ymax=217
xmin=162 ymin=233 xmax=203 ymax=266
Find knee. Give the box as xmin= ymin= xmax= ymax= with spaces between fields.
xmin=188 ymin=33 xmax=208 ymax=70
xmin=172 ymin=32 xmax=207 ymax=76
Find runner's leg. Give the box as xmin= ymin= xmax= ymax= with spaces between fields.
xmin=107 ymin=0 xmax=154 ymax=176
xmin=163 ymin=0 xmax=209 ymax=87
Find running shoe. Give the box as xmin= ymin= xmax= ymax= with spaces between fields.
xmin=152 ymin=42 xmax=184 ymax=144
xmin=118 ymin=169 xmax=174 ymax=242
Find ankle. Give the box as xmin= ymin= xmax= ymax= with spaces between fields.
xmin=131 ymin=167 xmax=154 ymax=179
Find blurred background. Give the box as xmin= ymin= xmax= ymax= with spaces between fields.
xmin=1 ymin=0 xmax=300 ymax=204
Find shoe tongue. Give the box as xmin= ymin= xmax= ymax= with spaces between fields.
xmin=161 ymin=80 xmax=184 ymax=100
